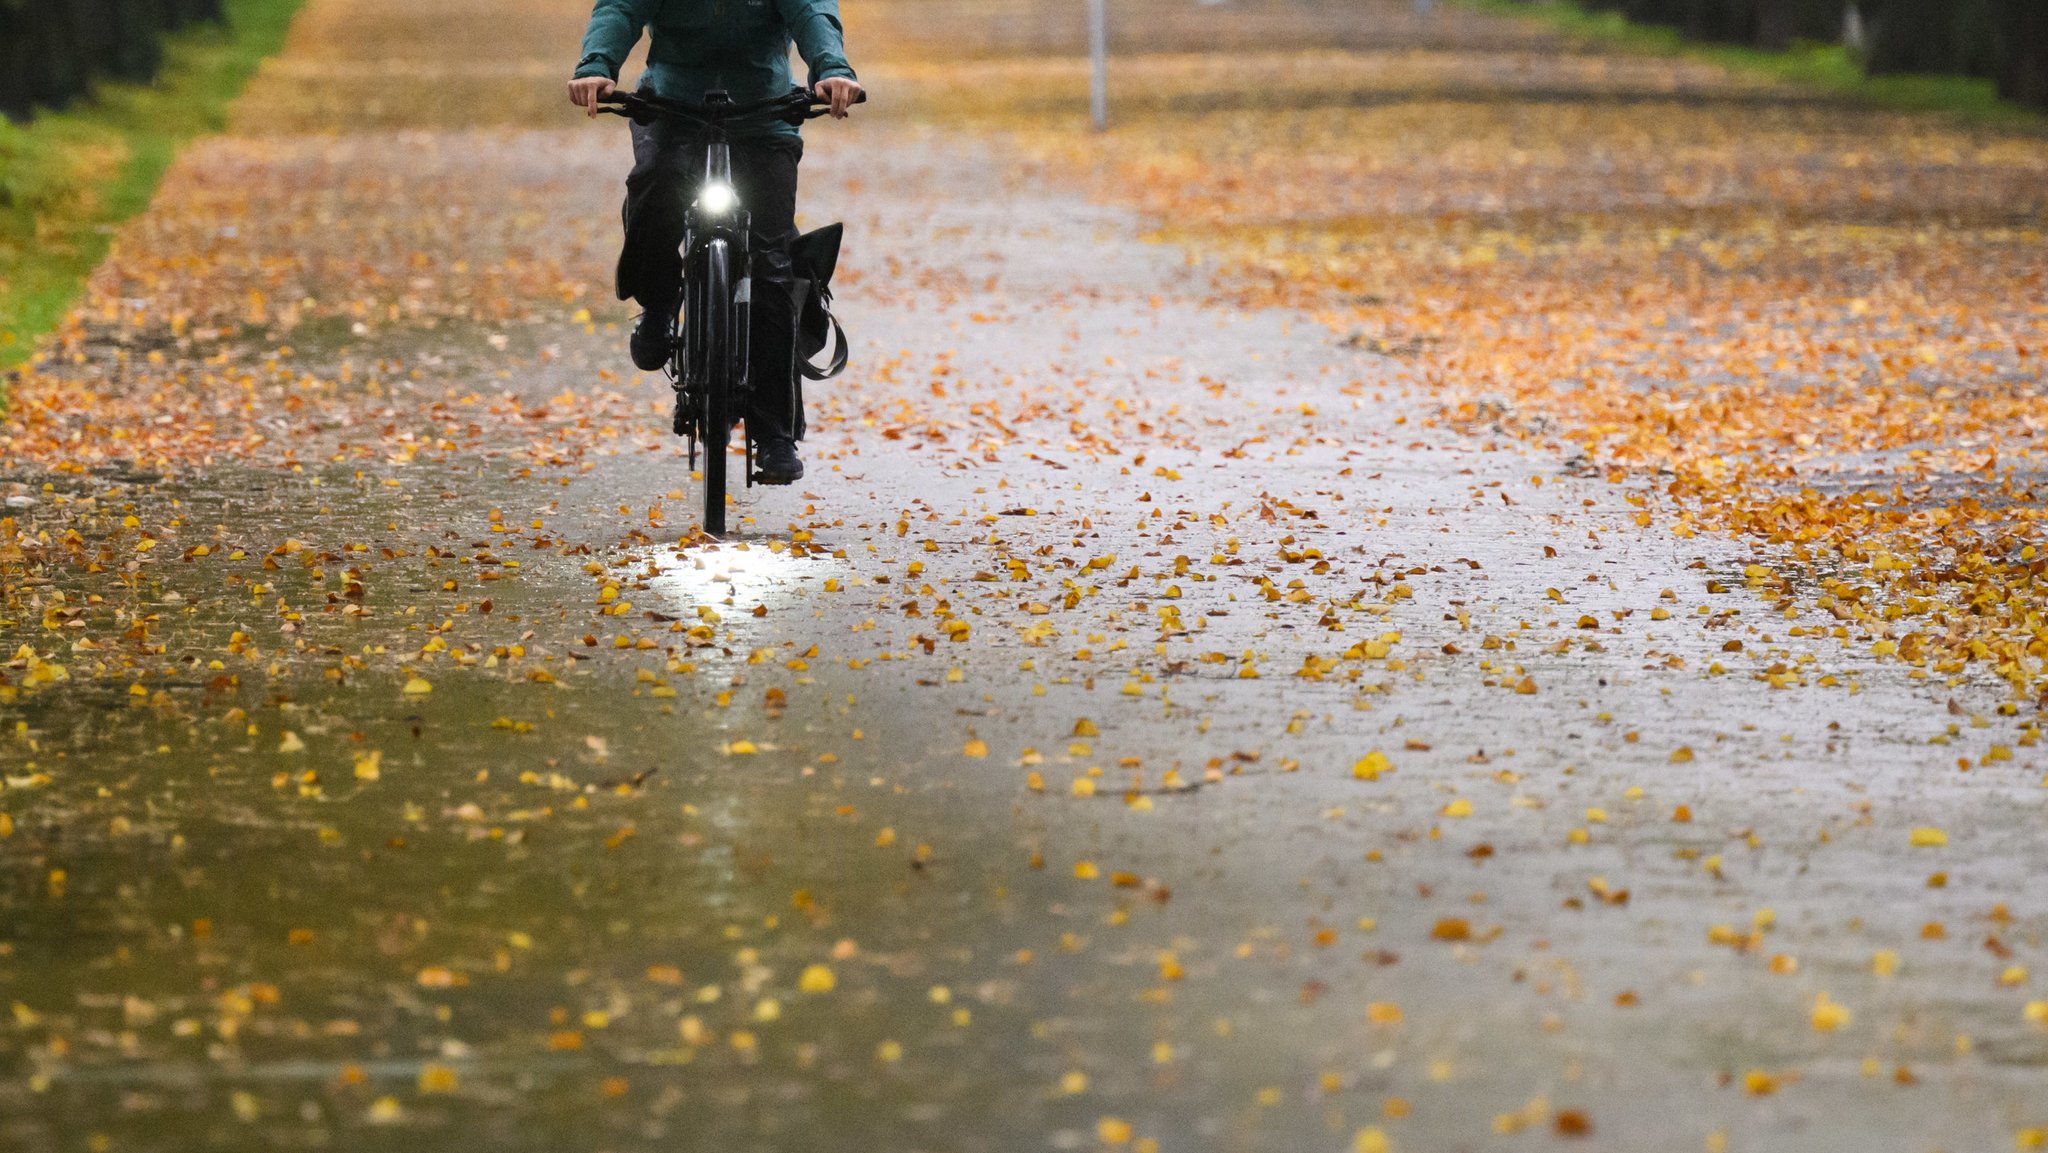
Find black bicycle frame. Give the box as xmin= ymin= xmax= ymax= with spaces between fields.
xmin=678 ymin=95 xmax=755 ymax=480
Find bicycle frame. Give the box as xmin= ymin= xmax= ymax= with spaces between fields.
xmin=677 ymin=102 xmax=755 ymax=484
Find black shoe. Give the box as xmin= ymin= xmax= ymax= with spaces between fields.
xmin=630 ymin=311 xmax=674 ymax=372
xmin=754 ymin=438 xmax=804 ymax=485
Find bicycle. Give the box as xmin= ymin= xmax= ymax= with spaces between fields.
xmin=594 ymin=85 xmax=863 ymax=536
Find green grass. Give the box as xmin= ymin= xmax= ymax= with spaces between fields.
xmin=0 ymin=0 xmax=306 ymax=379
xmin=1471 ymin=0 xmax=2042 ymax=127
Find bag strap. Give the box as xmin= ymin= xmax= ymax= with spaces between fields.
xmin=799 ymin=282 xmax=848 ymax=381
xmin=800 ymin=310 xmax=848 ymax=380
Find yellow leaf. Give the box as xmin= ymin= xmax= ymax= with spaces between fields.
xmin=366 ymin=1097 xmax=404 ymax=1124
xmin=1810 ymin=993 xmax=1851 ymax=1032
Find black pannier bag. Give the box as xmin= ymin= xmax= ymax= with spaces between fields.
xmin=789 ymin=223 xmax=848 ymax=381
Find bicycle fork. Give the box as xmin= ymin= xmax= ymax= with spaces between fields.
xmin=701 ymin=140 xmax=756 ymax=485
xmin=675 ymin=138 xmax=753 ymax=480
xmin=711 ymin=145 xmax=758 ymax=487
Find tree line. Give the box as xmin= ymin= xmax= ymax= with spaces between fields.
xmin=1538 ymin=0 xmax=2048 ymax=109
xmin=0 ymin=0 xmax=227 ymax=121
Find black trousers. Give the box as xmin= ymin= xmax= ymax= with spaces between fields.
xmin=620 ymin=113 xmax=804 ymax=442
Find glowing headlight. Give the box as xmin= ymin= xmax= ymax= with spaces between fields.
xmin=698 ymin=181 xmax=738 ymax=215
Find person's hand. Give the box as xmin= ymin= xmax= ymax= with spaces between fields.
xmin=568 ymin=76 xmax=617 ymax=118
xmin=814 ymin=77 xmax=862 ymax=119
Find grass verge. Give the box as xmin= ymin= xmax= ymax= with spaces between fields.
xmin=0 ymin=0 xmax=306 ymax=381
xmin=1471 ymin=0 xmax=2043 ymax=126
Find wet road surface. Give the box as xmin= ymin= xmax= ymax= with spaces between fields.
xmin=1 ymin=2 xmax=2045 ymax=1151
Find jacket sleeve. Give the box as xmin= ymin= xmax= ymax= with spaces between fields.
xmin=575 ymin=0 xmax=655 ymax=81
xmin=777 ymin=0 xmax=857 ymax=87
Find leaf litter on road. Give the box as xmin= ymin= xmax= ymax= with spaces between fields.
xmin=0 ymin=0 xmax=2044 ymax=1149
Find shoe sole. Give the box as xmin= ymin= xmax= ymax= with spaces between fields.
xmin=630 ymin=320 xmax=673 ymax=372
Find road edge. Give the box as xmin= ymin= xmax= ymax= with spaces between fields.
xmin=0 ymin=0 xmax=310 ymax=394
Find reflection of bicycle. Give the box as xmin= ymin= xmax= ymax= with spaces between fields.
xmin=595 ymin=86 xmax=862 ymax=536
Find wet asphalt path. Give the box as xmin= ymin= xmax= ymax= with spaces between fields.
xmin=0 ymin=6 xmax=2044 ymax=1151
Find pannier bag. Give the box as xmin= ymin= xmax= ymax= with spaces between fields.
xmin=789 ymin=223 xmax=849 ymax=381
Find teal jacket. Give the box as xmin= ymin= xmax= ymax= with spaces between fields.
xmin=575 ymin=0 xmax=856 ymax=138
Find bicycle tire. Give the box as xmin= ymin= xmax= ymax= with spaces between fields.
xmin=698 ymin=239 xmax=734 ymax=537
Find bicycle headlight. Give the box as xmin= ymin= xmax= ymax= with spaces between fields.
xmin=698 ymin=181 xmax=738 ymax=216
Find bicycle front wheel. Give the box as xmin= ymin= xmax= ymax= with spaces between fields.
xmin=697 ymin=239 xmax=735 ymax=537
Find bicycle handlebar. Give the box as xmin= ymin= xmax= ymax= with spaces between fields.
xmin=596 ymin=86 xmax=866 ymax=128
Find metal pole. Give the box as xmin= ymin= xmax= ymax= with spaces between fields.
xmin=1089 ymin=0 xmax=1108 ymax=131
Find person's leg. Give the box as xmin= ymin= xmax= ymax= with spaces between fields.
xmin=619 ymin=113 xmax=699 ymax=366
xmin=730 ymin=137 xmax=804 ymax=459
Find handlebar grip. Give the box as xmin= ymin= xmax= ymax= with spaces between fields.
xmin=802 ymin=90 xmax=868 ymax=120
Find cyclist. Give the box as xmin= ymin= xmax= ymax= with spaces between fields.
xmin=568 ymin=0 xmax=862 ymax=485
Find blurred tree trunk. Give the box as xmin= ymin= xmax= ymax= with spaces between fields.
xmin=1755 ymin=0 xmax=1842 ymax=49
xmin=1993 ymin=0 xmax=2048 ymax=109
xmin=1866 ymin=0 xmax=1996 ymax=77
xmin=1756 ymin=0 xmax=1796 ymax=48
xmin=0 ymin=3 xmax=30 ymax=121
xmin=0 ymin=0 xmax=228 ymax=122
xmin=41 ymin=2 xmax=95 ymax=113
xmin=111 ymin=0 xmax=171 ymax=83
